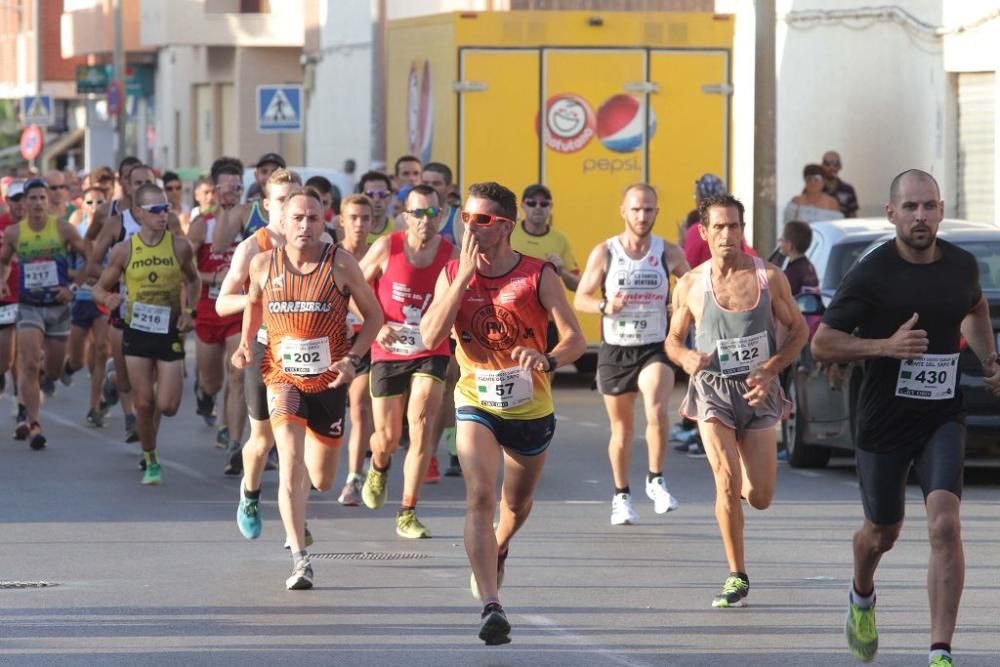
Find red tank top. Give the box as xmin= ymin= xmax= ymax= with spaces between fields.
xmin=262 ymin=244 xmax=350 ymax=392
xmin=0 ymin=214 xmax=19 ymax=304
xmin=371 ymin=231 xmax=452 ymax=362
xmin=196 ymin=214 xmax=239 ymax=322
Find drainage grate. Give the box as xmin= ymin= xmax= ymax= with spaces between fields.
xmin=308 ymin=552 xmax=428 ymax=561
xmin=0 ymin=581 xmax=58 ymax=589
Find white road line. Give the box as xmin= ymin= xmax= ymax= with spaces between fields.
xmin=843 ymin=481 xmax=860 ymax=488
xmin=578 ymin=421 xmax=600 ymax=428
xmin=41 ymin=408 xmax=215 ymax=484
xmin=792 ymin=470 xmax=822 ymax=478
xmin=521 ymin=614 xmax=657 ymax=667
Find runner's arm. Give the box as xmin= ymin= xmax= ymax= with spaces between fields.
xmin=665 ymin=271 xmax=710 ymax=375
xmin=85 ymin=202 xmax=109 ymax=241
xmin=234 ymin=253 xmax=268 ymax=368
xmin=572 ymin=243 xmax=609 ymax=314
xmin=359 ymin=235 xmax=389 ymax=283
xmin=59 ymin=222 xmax=89 ymax=286
xmin=167 ymin=212 xmax=183 ymax=237
xmin=175 ymin=239 xmax=202 ymax=313
xmin=961 ymin=294 xmax=998 ymax=370
xmin=92 ymin=242 xmax=127 ymax=309
xmin=761 ymin=266 xmax=808 ymax=376
xmin=335 ymin=249 xmax=384 ymax=359
xmin=85 ymin=221 xmax=118 ymax=282
xmin=538 ymin=264 xmax=586 ymax=369
xmin=421 ymin=230 xmax=478 ymax=350
xmin=212 ymin=204 xmax=244 ymax=253
xmin=215 ymin=238 xmax=254 ymax=317
xmin=0 ymin=225 xmax=19 ymax=289
xmin=665 ymin=242 xmax=691 ymax=278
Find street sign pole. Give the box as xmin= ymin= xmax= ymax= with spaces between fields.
xmin=112 ymin=0 xmax=126 ymax=166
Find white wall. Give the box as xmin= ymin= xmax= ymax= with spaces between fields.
xmin=154 ymin=46 xmax=199 ymax=170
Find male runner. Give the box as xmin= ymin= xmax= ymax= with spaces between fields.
xmin=358 ymin=171 xmax=394 ymax=245
xmin=162 ymin=171 xmax=188 ymax=231
xmin=359 ymin=185 xmax=454 ymax=538
xmin=0 ymin=180 xmax=24 ymax=395
xmin=94 ymin=184 xmax=199 ymax=484
xmin=0 ymin=179 xmax=89 ymax=449
xmin=334 ymin=194 xmax=376 ymax=507
xmin=44 ymin=171 xmax=71 ymax=220
xmin=665 ymin=193 xmax=807 ymax=607
xmin=209 ymin=157 xmax=271 ymax=249
xmin=575 ymin=183 xmax=689 ymax=525
xmin=512 ymin=184 xmax=580 ymax=291
xmin=811 ymin=170 xmax=1000 ymax=667
xmin=233 ymin=190 xmax=381 ymax=589
xmin=394 ymin=155 xmax=422 ymax=190
xmin=253 ymin=153 xmax=285 ymax=193
xmin=421 ymin=181 xmax=585 ymax=645
xmin=419 ymin=163 xmax=463 ymax=245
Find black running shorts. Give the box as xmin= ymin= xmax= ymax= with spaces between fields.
xmin=455 ymin=406 xmax=555 ymax=457
xmin=596 ymin=341 xmax=670 ymax=396
xmin=369 ymin=355 xmax=449 ymax=398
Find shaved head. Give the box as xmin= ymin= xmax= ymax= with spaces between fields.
xmin=889 ymin=169 xmax=940 ymax=205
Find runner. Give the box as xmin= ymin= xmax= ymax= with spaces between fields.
xmin=0 ymin=180 xmax=24 ymax=396
xmin=334 ymin=194 xmax=376 ymax=507
xmin=0 ymin=178 xmax=89 ymax=449
xmin=44 ymin=171 xmax=71 ymax=221
xmin=209 ymin=156 xmax=273 ymax=248
xmin=811 ymin=169 xmax=1000 ymax=667
xmin=93 ymin=183 xmax=200 ymax=485
xmin=252 ymin=153 xmax=285 ymax=193
xmin=420 ymin=181 xmax=585 ymax=645
xmin=233 ymin=190 xmax=381 ymax=589
xmin=187 ymin=181 xmax=247 ymax=472
xmin=358 ymin=171 xmax=394 ymax=245
xmin=187 ymin=174 xmax=216 ymax=230
xmin=61 ymin=184 xmax=110 ymax=426
xmin=359 ymin=184 xmax=454 ymax=537
xmin=575 ymin=183 xmax=689 ymax=525
xmin=394 ymin=155 xmax=422 ymax=189
xmin=162 ymin=171 xmax=189 ymax=233
xmin=419 ymin=163 xmax=463 ymax=246
xmin=665 ymin=192 xmax=807 ymax=608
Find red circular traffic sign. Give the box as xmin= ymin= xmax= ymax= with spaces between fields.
xmin=107 ymin=79 xmax=124 ymax=116
xmin=20 ymin=125 xmax=43 ymax=161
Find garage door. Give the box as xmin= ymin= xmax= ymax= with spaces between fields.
xmin=956 ymin=72 xmax=996 ymax=222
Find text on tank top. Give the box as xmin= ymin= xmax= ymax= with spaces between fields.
xmin=372 ymin=232 xmax=453 ymax=362
xmin=124 ymin=232 xmax=183 ymax=334
xmin=447 ymin=254 xmax=554 ymax=419
xmin=261 ymin=244 xmax=350 ymax=392
xmin=601 ymin=235 xmax=670 ymax=346
xmin=695 ymin=256 xmax=775 ymax=378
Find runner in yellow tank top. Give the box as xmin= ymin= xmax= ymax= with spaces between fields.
xmin=94 ymin=183 xmax=200 ymax=486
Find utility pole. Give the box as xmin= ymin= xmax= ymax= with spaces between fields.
xmin=33 ymin=0 xmax=41 ymax=95
xmin=752 ymin=0 xmax=777 ymax=253
xmin=113 ymin=0 xmax=126 ymax=166
xmin=370 ymin=0 xmax=387 ymax=171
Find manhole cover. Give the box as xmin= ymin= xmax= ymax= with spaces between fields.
xmin=309 ymin=552 xmax=428 ymax=561
xmin=0 ymin=581 xmax=58 ymax=589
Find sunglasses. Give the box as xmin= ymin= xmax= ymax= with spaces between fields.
xmin=806 ymin=174 xmax=824 ymax=182
xmin=365 ymin=190 xmax=391 ymax=200
xmin=461 ymin=211 xmax=514 ymax=227
xmin=406 ymin=207 xmax=441 ymax=219
xmin=84 ymin=199 xmax=105 ymax=206
xmin=823 ymin=160 xmax=841 ymax=167
xmin=48 ymin=185 xmax=69 ymax=191
xmin=140 ymin=203 xmax=170 ymax=214
xmin=523 ymin=199 xmax=551 ymax=208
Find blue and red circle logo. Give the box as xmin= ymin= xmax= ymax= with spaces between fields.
xmin=596 ymin=94 xmax=657 ymax=153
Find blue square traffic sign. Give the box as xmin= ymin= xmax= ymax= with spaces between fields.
xmin=257 ymin=85 xmax=303 ymax=133
xmin=22 ymin=95 xmax=54 ymax=127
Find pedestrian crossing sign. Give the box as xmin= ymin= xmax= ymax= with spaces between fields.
xmin=22 ymin=95 xmax=54 ymax=127
xmin=257 ymin=85 xmax=303 ymax=133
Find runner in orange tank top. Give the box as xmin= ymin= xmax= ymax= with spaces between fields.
xmin=233 ymin=190 xmax=382 ymax=591
xmin=421 ymin=182 xmax=585 ymax=645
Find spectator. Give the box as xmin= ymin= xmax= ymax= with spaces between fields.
xmin=779 ymin=221 xmax=819 ymax=296
xmin=783 ymin=164 xmax=842 ymax=225
xmin=684 ymin=174 xmax=756 ymax=268
xmin=821 ymin=150 xmax=859 ymax=218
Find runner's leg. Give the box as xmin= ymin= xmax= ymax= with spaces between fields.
xmin=345 ymin=371 xmax=372 ymax=477
xmin=495 ymin=447 xmax=548 ymax=554
xmin=401 ymin=375 xmax=445 ymax=503
xmin=604 ymin=392 xmax=637 ymax=489
xmin=735 ymin=427 xmax=777 ymax=510
xmin=698 ymin=419 xmax=746 ymax=573
xmin=88 ymin=317 xmax=109 ymax=412
xmin=125 ymin=355 xmax=157 ymax=452
xmin=458 ymin=419 xmax=503 ymax=603
xmin=223 ymin=334 xmax=247 ymax=443
xmin=273 ymin=418 xmax=309 ymax=553
xmin=636 ymin=362 xmax=673 ymax=478
xmin=16 ymin=327 xmax=44 ymax=424
xmin=925 ymin=490 xmax=963 ymax=646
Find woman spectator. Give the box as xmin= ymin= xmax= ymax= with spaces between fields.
xmin=783 ymin=163 xmax=842 ymax=224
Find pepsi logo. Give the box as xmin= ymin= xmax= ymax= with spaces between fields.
xmin=539 ymin=94 xmax=596 ymax=154
xmin=596 ymin=94 xmax=657 ymax=154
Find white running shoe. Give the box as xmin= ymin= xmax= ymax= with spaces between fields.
xmin=610 ymin=493 xmax=640 ymax=526
xmin=645 ymin=476 xmax=679 ymax=514
xmin=285 ymin=559 xmax=314 ymax=591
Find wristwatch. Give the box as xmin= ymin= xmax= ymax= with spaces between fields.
xmin=544 ymin=354 xmax=558 ymax=373
xmin=345 ymin=353 xmax=363 ymax=370
xmin=598 ymin=298 xmax=608 ymax=315
xmin=186 ymin=308 xmax=197 ymax=318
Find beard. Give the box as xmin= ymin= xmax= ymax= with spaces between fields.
xmin=900 ymin=227 xmax=935 ymax=251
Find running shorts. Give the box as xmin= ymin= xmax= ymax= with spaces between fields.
xmin=195 ymin=317 xmax=241 ymax=345
xmin=17 ymin=303 xmax=71 ymax=339
xmin=370 ymin=355 xmax=449 ymax=398
xmin=680 ymin=371 xmax=790 ymax=441
xmin=266 ymin=382 xmax=347 ymax=447
xmin=455 ymin=406 xmax=555 ymax=457
xmin=71 ymin=300 xmax=106 ymax=329
xmin=596 ymin=341 xmax=669 ymax=396
xmin=122 ymin=326 xmax=185 ymax=362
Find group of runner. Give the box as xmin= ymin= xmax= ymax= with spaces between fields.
xmin=0 ymin=157 xmax=992 ymax=663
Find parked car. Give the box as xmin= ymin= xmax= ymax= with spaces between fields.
xmin=778 ymin=218 xmax=998 ymax=468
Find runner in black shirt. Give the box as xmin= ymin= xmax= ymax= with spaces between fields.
xmin=812 ymin=169 xmax=1000 ymax=667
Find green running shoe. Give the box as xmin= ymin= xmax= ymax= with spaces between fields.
xmin=236 ymin=485 xmax=262 ymax=540
xmin=845 ymin=597 xmax=878 ymax=662
xmin=395 ymin=509 xmax=430 ymax=539
xmin=929 ymin=655 xmax=953 ymax=666
xmin=362 ymin=467 xmax=388 ymax=509
xmin=712 ymin=574 xmax=749 ymax=608
xmin=142 ymin=462 xmax=162 ymax=486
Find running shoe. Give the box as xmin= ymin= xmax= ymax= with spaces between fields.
xmin=610 ymin=492 xmax=639 ymax=526
xmin=283 ymin=525 xmax=314 ymax=550
xmin=236 ymin=484 xmax=262 ymax=540
xmin=98 ymin=399 xmax=111 ymax=419
xmin=223 ymin=441 xmax=243 ymax=476
xmin=444 ymin=454 xmax=462 ymax=477
xmin=285 ymin=559 xmax=314 ymax=591
xmin=712 ymin=574 xmax=750 ymax=608
xmin=215 ymin=425 xmax=229 ymax=449
xmin=102 ymin=361 xmax=119 ymax=406
xmin=929 ymin=656 xmax=953 ymax=667
xmin=337 ymin=477 xmax=363 ymax=506
xmin=471 ymin=549 xmax=508 ymax=601
xmin=424 ymin=456 xmax=441 ymax=484
xmin=395 ymin=509 xmax=431 ymax=539
xmin=28 ymin=423 xmax=46 ymax=450
xmin=645 ymin=476 xmax=679 ymax=514
xmin=85 ymin=408 xmax=104 ymax=428
xmin=40 ymin=375 xmax=56 ymax=398
xmin=845 ymin=596 xmax=878 ymax=662
xmin=194 ymin=383 xmax=216 ymax=426
xmin=60 ymin=360 xmax=75 ymax=387
xmin=361 ymin=467 xmax=388 ymax=509
xmin=478 ymin=602 xmax=512 ymax=646
xmin=142 ymin=462 xmax=162 ymax=485
xmin=124 ymin=413 xmax=139 ymax=443
xmin=14 ymin=410 xmax=29 ymax=440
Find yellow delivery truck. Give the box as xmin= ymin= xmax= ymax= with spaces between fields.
xmin=387 ymin=10 xmax=733 ymax=370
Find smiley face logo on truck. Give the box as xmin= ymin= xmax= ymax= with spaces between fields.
xmin=539 ymin=93 xmax=596 ymax=154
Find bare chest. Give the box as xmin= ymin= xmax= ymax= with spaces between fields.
xmin=704 ymin=268 xmax=761 ymax=312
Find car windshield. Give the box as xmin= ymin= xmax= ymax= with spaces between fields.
xmin=823 ymin=241 xmax=875 ymax=290
xmin=956 ymin=241 xmax=1000 ymax=291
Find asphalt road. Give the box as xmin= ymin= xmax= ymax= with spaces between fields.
xmin=2 ymin=363 xmax=998 ymax=666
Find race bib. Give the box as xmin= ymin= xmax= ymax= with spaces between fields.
xmin=208 ymin=284 xmax=221 ymax=300
xmin=613 ymin=309 xmax=663 ymax=344
xmin=383 ymin=322 xmax=425 ymax=356
xmin=717 ymin=331 xmax=769 ymax=377
xmin=475 ymin=366 xmax=533 ymax=410
xmin=131 ymin=301 xmax=171 ymax=334
xmin=256 ymin=327 xmax=268 ymax=345
xmin=895 ymin=354 xmax=959 ymax=400
xmin=24 ymin=261 xmax=59 ymax=289
xmin=0 ymin=303 xmax=17 ymax=325
xmin=279 ymin=336 xmax=331 ymax=375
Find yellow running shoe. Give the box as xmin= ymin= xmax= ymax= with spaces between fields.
xmin=845 ymin=598 xmax=878 ymax=662
xmin=362 ymin=467 xmax=388 ymax=509
xmin=396 ymin=509 xmax=430 ymax=539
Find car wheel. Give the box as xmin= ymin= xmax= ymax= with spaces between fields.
xmin=785 ymin=374 xmax=831 ymax=469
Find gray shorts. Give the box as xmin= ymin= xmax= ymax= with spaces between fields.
xmin=17 ymin=303 xmax=71 ymax=339
xmin=679 ymin=371 xmax=790 ymax=440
